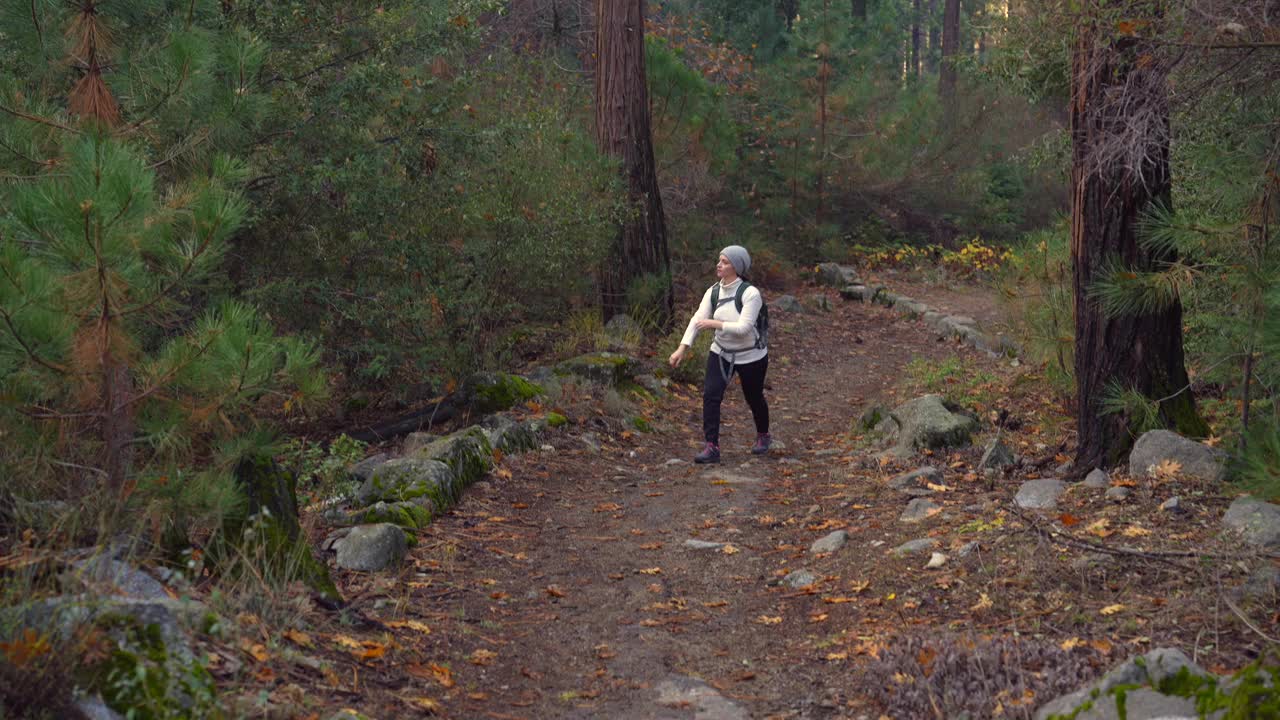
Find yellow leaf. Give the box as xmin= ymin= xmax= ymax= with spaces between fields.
xmin=970 ymin=593 xmax=993 ymax=612
xmin=1100 ymin=604 xmax=1126 ymax=616
xmin=703 ymin=600 xmax=729 ymax=608
xmin=387 ymin=619 xmax=432 ymax=635
xmin=1060 ymin=637 xmax=1084 ymax=651
xmin=1121 ymin=525 xmax=1152 ymax=538
xmin=282 ymin=629 xmax=314 ymax=648
xmin=239 ymin=638 xmax=271 ymax=663
xmin=469 ymin=648 xmax=498 ymax=666
xmin=1152 ymin=459 xmax=1182 ymax=479
xmin=721 ymin=544 xmax=740 ymax=555
xmin=404 ymin=696 xmax=442 ymax=712
xmin=825 ymin=652 xmax=848 ymax=661
xmin=926 ymin=482 xmax=952 ymax=492
xmin=756 ymin=615 xmax=783 ymax=625
xmin=637 ymin=567 xmax=662 ymax=575
xmin=1086 ymin=519 xmax=1114 ymax=538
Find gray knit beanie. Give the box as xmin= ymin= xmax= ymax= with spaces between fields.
xmin=720 ymin=245 xmax=751 ymax=277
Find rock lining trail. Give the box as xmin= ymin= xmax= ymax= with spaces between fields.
xmin=317 ymin=285 xmax=1011 ymax=720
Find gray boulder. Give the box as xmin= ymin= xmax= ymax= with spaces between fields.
xmin=773 ymin=294 xmax=807 ymax=313
xmin=979 ymin=438 xmax=1016 ymax=470
xmin=358 ymin=457 xmax=455 ymax=509
xmin=887 ymin=395 xmax=979 ymax=456
xmin=889 ymin=467 xmax=942 ymax=496
xmin=891 ymin=539 xmax=937 ymax=556
xmin=1222 ymin=496 xmax=1280 ymax=549
xmin=334 ymin=524 xmax=408 ymax=571
xmin=348 ymin=453 xmax=390 ymax=483
xmin=810 ymin=530 xmax=849 ymax=554
xmin=69 ymin=557 xmax=169 ymax=601
xmin=1083 ymin=469 xmax=1109 ymax=489
xmin=401 ymin=432 xmax=439 ymax=456
xmin=1014 ymin=479 xmax=1066 ymax=510
xmin=481 ymin=414 xmax=541 ymax=454
xmin=1035 ymin=648 xmax=1206 ymax=720
xmin=1129 ymin=429 xmax=1226 ymax=481
xmin=807 ymin=294 xmax=833 ymax=312
xmin=1105 ymin=486 xmax=1132 ymax=502
xmin=815 ymin=262 xmax=860 ymax=287
xmin=783 ymin=569 xmax=818 ymax=588
xmin=839 ymin=284 xmax=872 ymax=302
xmin=412 ymin=426 xmax=494 ymax=488
xmin=555 ymin=352 xmax=639 ymax=386
xmin=899 ymin=498 xmax=942 ymax=523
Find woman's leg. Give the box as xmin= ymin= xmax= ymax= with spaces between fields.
xmin=702 ymin=352 xmax=731 ymax=444
xmin=736 ymin=355 xmax=770 ymax=434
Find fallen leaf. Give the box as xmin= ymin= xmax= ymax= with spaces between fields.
xmin=1058 ymin=513 xmax=1081 ymax=527
xmin=1086 ymin=519 xmax=1114 ymax=538
xmin=387 ymin=620 xmax=432 ymax=635
xmin=756 ymin=615 xmax=783 ymax=625
xmin=971 ymin=593 xmax=993 ymax=612
xmin=469 ymin=648 xmax=498 ymax=666
xmin=639 ymin=619 xmax=661 ymax=627
xmin=721 ymin=544 xmax=740 ymax=555
xmin=406 ymin=662 xmax=455 ymax=688
xmin=639 ymin=543 xmax=663 ymax=550
xmin=703 ymin=600 xmax=729 ymax=608
xmin=637 ymin=567 xmax=662 ymax=575
xmin=403 ymin=696 xmax=442 ymax=712
xmin=1121 ymin=525 xmax=1152 ymax=538
xmin=1060 ymin=637 xmax=1084 ymax=651
xmin=825 ymin=652 xmax=848 ymax=661
xmin=926 ymin=482 xmax=952 ymax=492
xmin=1151 ymin=459 xmax=1182 ymax=479
xmin=1100 ymin=604 xmax=1126 ymax=616
xmin=809 ymin=613 xmax=829 ymax=623
xmin=594 ymin=503 xmax=623 ymax=513
xmin=282 ymin=630 xmax=314 ymax=648
xmin=239 ymin=638 xmax=271 ymax=663
xmin=545 ymin=585 xmax=566 ymax=598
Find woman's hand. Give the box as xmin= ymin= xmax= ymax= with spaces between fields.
xmin=669 ymin=345 xmax=688 ymax=367
xmin=694 ymin=318 xmax=721 ymax=331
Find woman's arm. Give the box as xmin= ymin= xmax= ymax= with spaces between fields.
xmin=678 ymin=286 xmax=714 ymax=348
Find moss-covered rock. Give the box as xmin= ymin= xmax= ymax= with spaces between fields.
xmin=465 ymin=372 xmax=543 ymax=414
xmin=546 ymin=412 xmax=569 ymax=428
xmin=358 ymin=457 xmax=454 ymax=509
xmin=482 ymin=414 xmax=541 ymax=454
xmin=212 ymin=456 xmax=340 ymax=604
xmin=413 ymin=426 xmax=494 ymax=492
xmin=555 ymin=352 xmax=639 ymax=387
xmin=354 ymin=500 xmax=433 ymax=530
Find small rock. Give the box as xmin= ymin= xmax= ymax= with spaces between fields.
xmin=899 ymin=498 xmax=942 ymax=523
xmin=807 ymin=294 xmax=833 ymax=312
xmin=810 ymin=530 xmax=849 ymax=554
xmin=979 ymin=439 xmax=1016 ymax=470
xmin=348 ymin=453 xmax=390 ymax=482
xmin=925 ymin=552 xmax=947 ymax=569
xmin=1105 ymin=486 xmax=1131 ymax=502
xmin=956 ymin=541 xmax=980 ymax=557
xmin=891 ymin=539 xmax=937 ymax=556
xmin=783 ymin=570 xmax=818 ymax=588
xmin=1129 ymin=429 xmax=1226 ymax=481
xmin=1159 ymin=496 xmax=1184 ymax=513
xmin=76 ymin=695 xmax=124 ymax=720
xmin=1222 ymin=496 xmax=1280 ymax=548
xmin=1083 ymin=469 xmax=1109 ymax=489
xmin=1054 ymin=459 xmax=1075 ymax=477
xmin=773 ymin=294 xmax=807 ymax=313
xmin=664 ymin=458 xmax=687 ymax=467
xmin=889 ymin=466 xmax=942 ymax=496
xmin=579 ymin=433 xmax=602 ymax=453
xmin=539 ymin=444 xmax=555 ymax=452
xmin=683 ymin=539 xmax=727 ymax=551
xmin=334 ymin=524 xmax=408 ymax=572
xmin=815 ymin=262 xmax=860 ymax=287
xmin=1014 ymin=479 xmax=1066 ymax=510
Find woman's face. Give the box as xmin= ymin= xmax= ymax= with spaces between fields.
xmin=716 ymin=254 xmax=736 ymax=280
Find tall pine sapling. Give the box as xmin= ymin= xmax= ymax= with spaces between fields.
xmin=0 ymin=2 xmax=323 ymax=520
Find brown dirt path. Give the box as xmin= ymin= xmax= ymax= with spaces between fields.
xmin=292 ymin=290 xmax=1011 ymax=720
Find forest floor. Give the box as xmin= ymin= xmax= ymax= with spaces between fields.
xmin=211 ymin=279 xmax=1275 ymax=720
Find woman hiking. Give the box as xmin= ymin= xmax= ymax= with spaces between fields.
xmin=668 ymin=245 xmax=771 ymax=464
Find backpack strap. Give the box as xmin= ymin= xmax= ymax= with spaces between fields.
xmin=734 ymin=282 xmax=750 ymax=313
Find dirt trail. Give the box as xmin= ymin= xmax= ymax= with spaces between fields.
xmin=314 ymin=291 xmax=1008 ymax=719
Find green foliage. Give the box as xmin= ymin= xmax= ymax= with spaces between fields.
xmin=95 ymin=621 xmax=219 ymax=720
xmin=904 ymin=356 xmax=999 ymax=410
xmin=280 ymin=434 xmax=368 ymax=505
xmin=1098 ymin=382 xmax=1162 ymax=438
xmin=1238 ymin=421 xmax=1280 ymax=502
xmin=230 ymin=1 xmax=624 ymax=389
xmin=994 ymin=225 xmax=1074 ymax=395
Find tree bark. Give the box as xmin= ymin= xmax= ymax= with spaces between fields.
xmin=939 ymin=0 xmax=960 ymax=110
xmin=911 ymin=0 xmax=922 ymax=79
xmin=594 ymin=0 xmax=672 ymax=326
xmin=1069 ymin=22 xmax=1207 ymax=471
xmin=926 ymin=0 xmax=939 ymax=73
xmin=851 ymin=0 xmax=867 ymax=22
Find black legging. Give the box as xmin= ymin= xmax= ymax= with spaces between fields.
xmin=702 ymin=352 xmax=769 ymax=445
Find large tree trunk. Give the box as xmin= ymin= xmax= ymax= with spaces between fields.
xmin=594 ymin=0 xmax=672 ymax=326
xmin=939 ymin=0 xmax=960 ymax=109
xmin=851 ymin=0 xmax=867 ymax=22
xmin=911 ymin=0 xmax=921 ymax=79
xmin=1069 ymin=23 xmax=1207 ymax=471
xmin=926 ymin=0 xmax=939 ymax=73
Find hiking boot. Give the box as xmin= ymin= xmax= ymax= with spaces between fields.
xmin=751 ymin=433 xmax=773 ymax=455
xmin=694 ymin=442 xmax=721 ymax=464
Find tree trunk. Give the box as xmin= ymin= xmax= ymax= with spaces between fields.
xmin=851 ymin=0 xmax=867 ymax=22
xmin=1069 ymin=24 xmax=1207 ymax=471
xmin=911 ymin=0 xmax=921 ymax=80
xmin=779 ymin=0 xmax=799 ymax=30
xmin=594 ymin=0 xmax=672 ymax=326
xmin=926 ymin=0 xmax=939 ymax=73
xmin=939 ymin=0 xmax=960 ymax=110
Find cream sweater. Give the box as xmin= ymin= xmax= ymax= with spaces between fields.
xmin=679 ymin=278 xmax=767 ymax=365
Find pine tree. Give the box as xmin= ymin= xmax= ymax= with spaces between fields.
xmin=0 ymin=2 xmax=322 ymax=502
